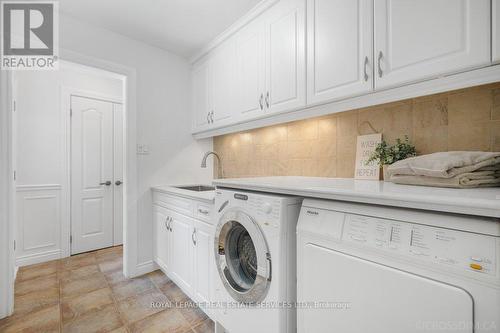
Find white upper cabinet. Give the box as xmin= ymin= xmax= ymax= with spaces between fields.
xmin=211 ymin=40 xmax=236 ymax=124
xmin=266 ymin=0 xmax=306 ymax=113
xmin=191 ymin=0 xmax=496 ymax=137
xmin=234 ymin=17 xmax=267 ymax=118
xmin=374 ymin=0 xmax=491 ymax=89
xmin=494 ymin=0 xmax=500 ymax=63
xmin=192 ymin=59 xmax=211 ymax=129
xmin=307 ymin=0 xmax=373 ymax=104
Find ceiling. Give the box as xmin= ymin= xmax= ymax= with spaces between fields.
xmin=60 ymin=0 xmax=261 ymax=58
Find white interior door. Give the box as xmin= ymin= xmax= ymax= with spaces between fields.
xmin=307 ymin=0 xmax=373 ymax=104
xmin=71 ymin=96 xmax=114 ymax=254
xmin=299 ymin=243 xmax=474 ymax=333
xmin=113 ymin=103 xmax=123 ymax=246
xmin=374 ymin=0 xmax=491 ymax=89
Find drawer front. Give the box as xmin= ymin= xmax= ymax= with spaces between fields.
xmin=153 ymin=191 xmax=194 ymax=217
xmin=195 ymin=202 xmax=214 ymax=224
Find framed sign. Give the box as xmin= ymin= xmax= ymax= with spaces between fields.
xmin=355 ymin=133 xmax=382 ymax=180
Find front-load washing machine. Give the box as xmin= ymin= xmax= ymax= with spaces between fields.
xmin=297 ymin=198 xmax=500 ymax=333
xmin=213 ymin=188 xmax=302 ymax=333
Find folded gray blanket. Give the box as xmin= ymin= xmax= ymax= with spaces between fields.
xmin=387 ymin=151 xmax=500 ymax=178
xmin=387 ymin=151 xmax=500 ymax=188
xmin=391 ymin=170 xmax=500 ymax=188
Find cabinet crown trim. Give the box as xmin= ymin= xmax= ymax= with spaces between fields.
xmin=189 ymin=0 xmax=279 ymax=64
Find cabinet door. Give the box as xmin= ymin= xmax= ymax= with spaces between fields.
xmin=192 ymin=59 xmax=211 ymax=130
xmin=494 ymin=0 xmax=500 ymax=63
xmin=234 ymin=17 xmax=267 ymax=118
xmin=193 ymin=220 xmax=214 ymax=308
xmin=307 ymin=0 xmax=373 ymax=104
xmin=211 ymin=40 xmax=236 ymax=124
xmin=154 ymin=206 xmax=170 ymax=272
xmin=170 ymin=212 xmax=194 ymax=293
xmin=374 ymin=0 xmax=491 ymax=89
xmin=265 ymin=0 xmax=306 ymax=114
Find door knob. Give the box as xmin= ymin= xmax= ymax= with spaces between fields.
xmin=115 ymin=180 xmax=123 ymax=186
xmin=100 ymin=181 xmax=112 ymax=186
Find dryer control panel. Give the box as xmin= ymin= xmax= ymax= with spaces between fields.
xmin=342 ymin=214 xmax=498 ymax=276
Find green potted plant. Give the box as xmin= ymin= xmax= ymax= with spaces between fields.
xmin=366 ymin=136 xmax=417 ymax=180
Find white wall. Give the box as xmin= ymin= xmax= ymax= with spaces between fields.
xmin=15 ymin=63 xmax=124 ymax=266
xmin=17 ymin=14 xmax=213 ymax=267
xmin=0 ymin=71 xmax=15 ymax=318
xmin=16 ymin=64 xmax=123 ymax=186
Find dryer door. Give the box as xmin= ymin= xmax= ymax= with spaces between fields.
xmin=215 ymin=209 xmax=271 ymax=304
xmin=299 ymin=243 xmax=474 ymax=333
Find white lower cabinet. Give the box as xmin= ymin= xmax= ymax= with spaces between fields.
xmin=169 ymin=210 xmax=195 ymax=293
xmin=152 ymin=191 xmax=215 ymax=318
xmin=154 ymin=206 xmax=171 ymax=272
xmin=192 ymin=219 xmax=214 ymax=315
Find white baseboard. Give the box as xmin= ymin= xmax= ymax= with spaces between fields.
xmin=135 ymin=260 xmax=158 ymax=277
xmin=16 ymin=250 xmax=62 ymax=267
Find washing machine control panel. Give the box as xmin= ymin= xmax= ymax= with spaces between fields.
xmin=247 ymin=196 xmax=281 ymax=220
xmin=342 ymin=214 xmax=497 ymax=276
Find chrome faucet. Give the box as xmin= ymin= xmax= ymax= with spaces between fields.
xmin=201 ymin=151 xmax=224 ymax=179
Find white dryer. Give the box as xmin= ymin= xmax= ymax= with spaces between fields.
xmin=297 ymin=199 xmax=500 ymax=333
xmin=213 ymin=189 xmax=302 ymax=333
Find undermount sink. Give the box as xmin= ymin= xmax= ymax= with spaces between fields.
xmin=174 ymin=185 xmax=215 ymax=192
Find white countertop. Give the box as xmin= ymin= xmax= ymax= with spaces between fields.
xmin=213 ymin=177 xmax=500 ymax=218
xmin=151 ymin=184 xmax=215 ymax=203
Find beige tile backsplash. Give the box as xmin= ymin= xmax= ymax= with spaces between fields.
xmin=213 ymin=82 xmax=500 ymax=179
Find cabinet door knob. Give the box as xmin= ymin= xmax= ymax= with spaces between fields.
xmin=206 ymin=112 xmax=210 ymax=124
xmin=210 ymin=110 xmax=214 ymax=123
xmin=265 ymin=92 xmax=270 ymax=108
xmin=377 ymin=51 xmax=383 ymax=78
xmin=259 ymin=93 xmax=264 ymax=110
xmin=100 ymin=181 xmax=112 ymax=186
xmin=115 ymin=180 xmax=123 ymax=186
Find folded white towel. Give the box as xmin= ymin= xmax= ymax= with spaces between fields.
xmin=387 ymin=151 xmax=500 ymax=179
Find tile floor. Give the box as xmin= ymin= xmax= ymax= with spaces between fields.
xmin=0 ymin=246 xmax=214 ymax=333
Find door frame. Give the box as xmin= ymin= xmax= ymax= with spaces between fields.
xmin=0 ymin=71 xmax=15 ymax=318
xmin=59 ymin=48 xmax=139 ymax=278
xmin=64 ymin=87 xmax=123 ymax=256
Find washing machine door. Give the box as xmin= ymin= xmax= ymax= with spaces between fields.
xmin=215 ymin=208 xmax=271 ymax=304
